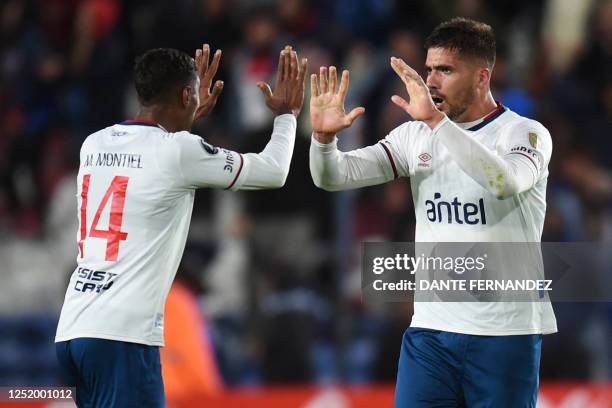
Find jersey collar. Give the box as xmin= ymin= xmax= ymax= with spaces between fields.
xmin=465 ymin=101 xmax=506 ymax=132
xmin=119 ymin=120 xmax=165 ymax=131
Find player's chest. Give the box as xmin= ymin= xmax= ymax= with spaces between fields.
xmin=410 ymin=132 xmax=500 ymax=200
xmin=411 ymin=131 xmax=498 ymax=177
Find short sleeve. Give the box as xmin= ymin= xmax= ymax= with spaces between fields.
xmin=499 ymin=120 xmax=553 ymax=181
xmin=168 ymin=131 xmax=247 ymax=190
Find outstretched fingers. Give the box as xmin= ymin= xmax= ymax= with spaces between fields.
xmin=391 ymin=57 xmax=425 ymax=87
xmin=338 ymin=70 xmax=350 ymax=101
xmin=346 ymin=106 xmax=365 ymax=124
xmin=396 ymin=57 xmax=421 ymax=80
xmin=298 ymin=57 xmax=308 ymax=88
xmin=390 ymin=94 xmax=410 ymax=113
xmin=210 ymin=80 xmax=224 ymax=101
xmin=204 ymin=49 xmax=221 ymax=86
xmin=197 ymin=44 xmax=210 ymax=78
xmin=329 ymin=66 xmax=337 ymax=94
xmin=283 ymin=46 xmax=291 ymax=81
xmin=319 ymin=66 xmax=328 ymax=93
xmin=257 ymin=81 xmax=273 ymax=101
xmin=289 ymin=50 xmax=298 ymax=82
xmin=195 ymin=49 xmax=202 ymax=77
xmin=275 ymin=49 xmax=286 ymax=89
xmin=310 ymin=74 xmax=319 ymax=97
xmin=196 ymin=43 xmax=223 ymax=91
xmin=390 ymin=57 xmax=411 ymax=87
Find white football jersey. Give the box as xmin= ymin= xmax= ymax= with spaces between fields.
xmin=56 ymin=115 xmax=296 ymax=346
xmin=380 ymin=105 xmax=557 ymax=335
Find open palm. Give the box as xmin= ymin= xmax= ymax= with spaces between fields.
xmin=257 ymin=45 xmax=308 ymax=117
xmin=389 ymin=57 xmax=440 ymax=122
xmin=310 ymin=67 xmax=365 ymax=139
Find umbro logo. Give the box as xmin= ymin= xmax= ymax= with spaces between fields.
xmin=418 ymin=152 xmax=432 ymax=167
xmin=419 ymin=152 xmax=431 ymax=162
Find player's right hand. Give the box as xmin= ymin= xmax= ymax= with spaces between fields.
xmin=194 ymin=43 xmax=224 ymax=121
xmin=390 ymin=57 xmax=445 ymax=129
xmin=257 ymin=45 xmax=308 ymax=118
xmin=310 ymin=67 xmax=365 ymax=143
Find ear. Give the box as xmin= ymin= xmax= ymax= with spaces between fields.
xmin=181 ymin=86 xmax=191 ymax=108
xmin=478 ymin=67 xmax=491 ymax=89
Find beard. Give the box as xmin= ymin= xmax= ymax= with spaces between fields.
xmin=444 ymin=86 xmax=476 ymax=122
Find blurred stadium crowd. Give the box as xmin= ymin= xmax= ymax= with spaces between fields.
xmin=0 ymin=0 xmax=610 ymax=389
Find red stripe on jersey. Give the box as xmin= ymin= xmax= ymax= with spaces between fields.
xmin=482 ymin=101 xmax=504 ymax=121
xmin=508 ymin=151 xmax=538 ymax=170
xmin=226 ymin=154 xmax=244 ymax=190
xmin=380 ymin=142 xmax=398 ymax=179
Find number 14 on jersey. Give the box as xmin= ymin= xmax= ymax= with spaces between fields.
xmin=78 ymin=174 xmax=129 ymax=262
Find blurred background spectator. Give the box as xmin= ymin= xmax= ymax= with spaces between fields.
xmin=0 ymin=0 xmax=610 ymax=396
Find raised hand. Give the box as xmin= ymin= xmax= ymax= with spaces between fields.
xmin=390 ymin=57 xmax=444 ymax=128
xmin=257 ymin=45 xmax=308 ymax=117
xmin=310 ymin=66 xmax=365 ymax=143
xmin=194 ymin=43 xmax=224 ymax=120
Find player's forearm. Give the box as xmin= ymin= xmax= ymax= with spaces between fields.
xmin=433 ymin=117 xmax=536 ymax=199
xmin=240 ymin=114 xmax=296 ymax=189
xmin=309 ymin=136 xmax=392 ymax=191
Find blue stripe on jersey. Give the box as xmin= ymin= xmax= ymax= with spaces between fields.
xmin=467 ymin=103 xmax=507 ymax=131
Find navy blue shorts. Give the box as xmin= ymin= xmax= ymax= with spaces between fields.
xmin=56 ymin=338 xmax=165 ymax=408
xmin=395 ymin=328 xmax=542 ymax=408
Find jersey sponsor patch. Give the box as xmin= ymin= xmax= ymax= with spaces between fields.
xmin=425 ymin=192 xmax=487 ymax=225
xmin=509 ymin=145 xmax=541 ymax=169
xmin=199 ymin=138 xmax=219 ymax=155
xmin=528 ymin=132 xmax=540 ymax=149
xmin=73 ymin=267 xmax=118 ymax=294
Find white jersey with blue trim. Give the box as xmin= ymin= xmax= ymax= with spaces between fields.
xmin=56 ymin=114 xmax=296 ymax=346
xmin=382 ymin=105 xmax=557 ymax=335
xmin=309 ymin=104 xmax=557 ymax=335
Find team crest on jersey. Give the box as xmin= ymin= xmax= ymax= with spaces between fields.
xmin=528 ymin=132 xmax=540 ymax=149
xmin=418 ymin=152 xmax=432 ymax=167
xmin=199 ymin=138 xmax=219 ymax=154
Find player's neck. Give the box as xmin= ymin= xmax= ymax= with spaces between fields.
xmin=455 ymin=92 xmax=498 ymax=123
xmin=134 ymin=106 xmax=186 ymax=133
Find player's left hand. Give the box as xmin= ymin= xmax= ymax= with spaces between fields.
xmin=257 ymin=45 xmax=308 ymax=118
xmin=390 ymin=57 xmax=445 ymax=128
xmin=194 ymin=43 xmax=224 ymax=120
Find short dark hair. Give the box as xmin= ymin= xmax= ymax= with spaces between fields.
xmin=425 ymin=17 xmax=496 ymax=68
xmin=134 ymin=48 xmax=196 ymax=106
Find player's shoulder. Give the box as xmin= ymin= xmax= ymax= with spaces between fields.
xmin=501 ymin=110 xmax=550 ymax=137
xmin=497 ymin=110 xmax=553 ymax=162
xmin=161 ymin=131 xmax=219 ymax=154
xmin=154 ymin=129 xmax=191 ymax=146
xmin=380 ymin=121 xmax=434 ymax=165
xmin=499 ymin=110 xmax=552 ymax=147
xmin=392 ymin=120 xmax=430 ymax=135
xmin=82 ymin=123 xmax=170 ymax=145
xmin=384 ymin=120 xmax=429 ymax=143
